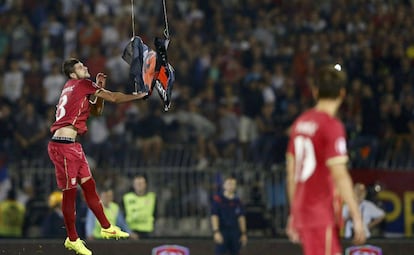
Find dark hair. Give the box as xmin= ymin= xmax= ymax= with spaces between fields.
xmin=97 ymin=185 xmax=113 ymax=194
xmin=62 ymin=58 xmax=80 ymax=78
xmin=315 ymin=64 xmax=346 ymax=99
xmin=7 ymin=188 xmax=16 ymax=200
xmin=134 ymin=173 xmax=148 ymax=182
xmin=223 ymin=175 xmax=237 ymax=182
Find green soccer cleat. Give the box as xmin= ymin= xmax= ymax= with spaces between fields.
xmin=101 ymin=225 xmax=130 ymax=240
xmin=64 ymin=237 xmax=92 ymax=255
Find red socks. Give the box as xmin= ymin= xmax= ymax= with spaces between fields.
xmin=62 ymin=179 xmax=111 ymax=241
xmin=81 ymin=178 xmax=111 ymax=229
xmin=62 ymin=188 xmax=79 ymax=241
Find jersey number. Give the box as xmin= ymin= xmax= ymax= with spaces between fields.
xmin=294 ymin=136 xmax=316 ymax=182
xmin=56 ymin=95 xmax=68 ymax=121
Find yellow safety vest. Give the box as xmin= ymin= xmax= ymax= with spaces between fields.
xmin=123 ymin=192 xmax=156 ymax=232
xmin=0 ymin=200 xmax=25 ymax=237
xmin=93 ymin=202 xmax=119 ymax=239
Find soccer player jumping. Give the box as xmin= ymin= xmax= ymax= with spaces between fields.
xmin=48 ymin=58 xmax=148 ymax=255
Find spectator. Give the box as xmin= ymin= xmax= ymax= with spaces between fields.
xmin=41 ymin=49 xmax=61 ymax=74
xmin=238 ymin=78 xmax=263 ymax=161
xmin=0 ymin=97 xmax=13 ymax=187
xmin=2 ymin=60 xmax=24 ymax=103
xmin=84 ymin=47 xmax=107 ymax=79
xmin=63 ymin=16 xmax=78 ymax=59
xmin=24 ymin=60 xmax=44 ymax=110
xmin=9 ymin=16 xmax=33 ymax=58
xmin=43 ymin=14 xmax=64 ymax=54
xmin=22 ymin=184 xmax=48 ymax=238
xmin=13 ymin=101 xmax=47 ymax=165
xmin=42 ymin=64 xmax=65 ymax=107
xmin=342 ymin=183 xmax=385 ymax=239
xmin=0 ymin=155 xmax=11 ymax=202
xmin=215 ymin=102 xmax=239 ymax=161
xmin=83 ymin=115 xmax=111 ymax=167
xmin=130 ymin=101 xmax=165 ymax=165
xmin=18 ymin=50 xmax=35 ymax=74
xmin=252 ymin=103 xmax=277 ymax=167
xmin=86 ymin=187 xmax=137 ymax=240
xmin=105 ymin=47 xmax=129 ymax=87
xmin=123 ymin=174 xmax=156 ymax=239
xmin=78 ymin=16 xmax=103 ymax=58
xmin=41 ymin=190 xmax=66 ymax=239
xmin=173 ymin=99 xmax=218 ymax=170
xmin=100 ymin=15 xmax=121 ymax=50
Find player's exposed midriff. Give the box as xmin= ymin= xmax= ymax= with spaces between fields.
xmin=53 ymin=125 xmax=78 ymax=139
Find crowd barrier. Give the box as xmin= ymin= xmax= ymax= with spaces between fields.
xmin=9 ymin=163 xmax=288 ymax=238
xmin=8 ymin=161 xmax=414 ymax=238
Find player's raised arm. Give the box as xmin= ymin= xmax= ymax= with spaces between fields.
xmin=94 ymin=88 xmax=148 ymax=104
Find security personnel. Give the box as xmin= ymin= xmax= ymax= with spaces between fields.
xmin=211 ymin=176 xmax=248 ymax=255
xmin=0 ymin=189 xmax=25 ymax=237
xmin=123 ymin=175 xmax=156 ymax=238
xmin=86 ymin=187 xmax=135 ymax=240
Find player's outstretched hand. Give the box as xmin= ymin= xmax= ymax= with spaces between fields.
xmin=132 ymin=91 xmax=149 ymax=100
xmin=96 ymin=73 xmax=107 ymax=88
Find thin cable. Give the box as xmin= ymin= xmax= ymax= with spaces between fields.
xmin=162 ymin=0 xmax=169 ymax=39
xmin=131 ymin=0 xmax=137 ymax=94
xmin=131 ymin=0 xmax=135 ymax=38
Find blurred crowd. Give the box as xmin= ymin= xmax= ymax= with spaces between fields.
xmin=1 ymin=0 xmax=414 ymax=174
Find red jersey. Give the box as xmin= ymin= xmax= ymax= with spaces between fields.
xmin=50 ymin=79 xmax=100 ymax=135
xmin=287 ymin=109 xmax=348 ymax=229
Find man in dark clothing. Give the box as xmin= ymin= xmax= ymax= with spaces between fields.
xmin=211 ymin=176 xmax=247 ymax=255
xmin=42 ymin=191 xmax=66 ymax=238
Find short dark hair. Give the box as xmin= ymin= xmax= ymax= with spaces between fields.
xmin=134 ymin=173 xmax=148 ymax=182
xmin=62 ymin=58 xmax=80 ymax=78
xmin=223 ymin=175 xmax=237 ymax=182
xmin=97 ymin=185 xmax=113 ymax=194
xmin=315 ymin=64 xmax=346 ymax=99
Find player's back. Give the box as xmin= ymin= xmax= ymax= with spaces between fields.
xmin=288 ymin=109 xmax=348 ymax=229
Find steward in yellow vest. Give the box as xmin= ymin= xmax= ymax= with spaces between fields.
xmin=0 ymin=189 xmax=25 ymax=237
xmin=122 ymin=175 xmax=156 ymax=238
xmin=85 ymin=188 xmax=134 ymax=240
